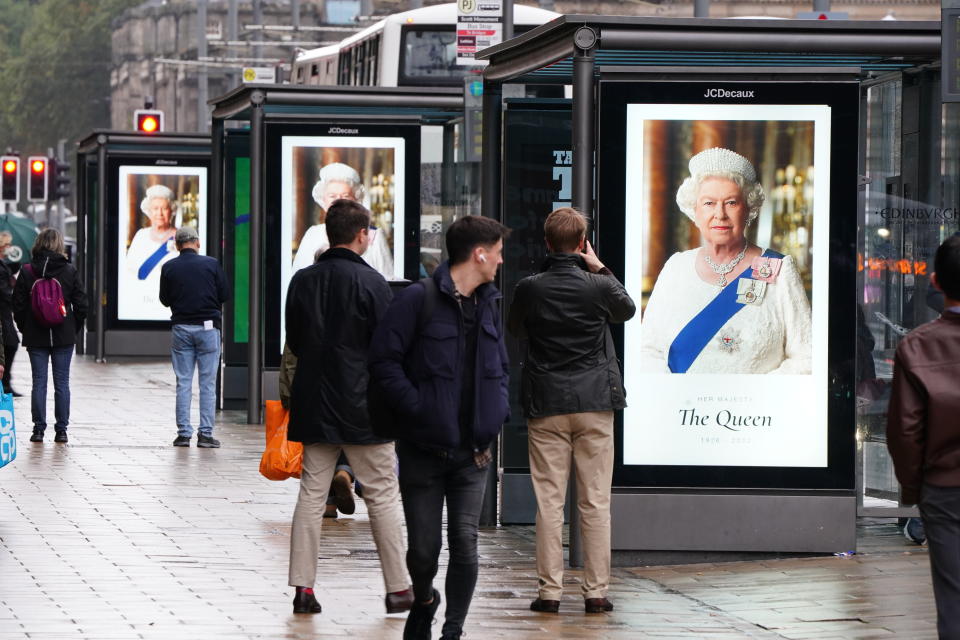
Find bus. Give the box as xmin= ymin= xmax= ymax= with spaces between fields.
xmin=291 ymin=3 xmax=559 ymax=87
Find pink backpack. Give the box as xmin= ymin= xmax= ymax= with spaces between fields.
xmin=23 ymin=262 xmax=67 ymax=328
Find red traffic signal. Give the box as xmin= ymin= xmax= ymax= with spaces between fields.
xmin=134 ymin=109 xmax=164 ymax=134
xmin=0 ymin=155 xmax=18 ymax=202
xmin=27 ymin=155 xmax=48 ymax=202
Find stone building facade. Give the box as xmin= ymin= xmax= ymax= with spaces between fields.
xmin=110 ymin=0 xmax=940 ymax=134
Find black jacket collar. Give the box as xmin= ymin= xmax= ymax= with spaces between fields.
xmin=317 ymin=246 xmax=369 ymax=266
xmin=433 ymin=261 xmax=500 ymax=303
xmin=541 ymin=252 xmax=587 ymax=273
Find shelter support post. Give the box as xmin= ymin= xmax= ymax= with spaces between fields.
xmin=76 ymin=154 xmax=86 ymax=356
xmin=96 ymin=138 xmax=107 ymax=363
xmin=480 ymin=78 xmax=503 ymax=527
xmin=569 ymin=27 xmax=597 ymax=568
xmin=247 ymin=95 xmax=265 ymax=424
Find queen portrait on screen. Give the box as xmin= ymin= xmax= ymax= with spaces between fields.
xmin=125 ymin=184 xmax=179 ymax=286
xmin=639 ymin=147 xmax=812 ymax=375
xmin=291 ymin=162 xmax=394 ymax=277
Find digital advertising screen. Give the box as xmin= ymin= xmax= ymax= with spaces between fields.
xmin=264 ymin=122 xmax=421 ymax=363
xmin=598 ymin=79 xmax=859 ymax=489
xmin=114 ymin=163 xmax=208 ymax=322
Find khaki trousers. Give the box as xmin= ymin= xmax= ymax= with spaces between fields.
xmin=289 ymin=442 xmax=409 ymax=593
xmin=528 ymin=411 xmax=614 ymax=600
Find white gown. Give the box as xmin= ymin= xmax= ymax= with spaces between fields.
xmin=119 ymin=227 xmax=178 ymax=320
xmin=291 ymin=223 xmax=395 ymax=278
xmin=639 ymin=249 xmax=812 ymax=374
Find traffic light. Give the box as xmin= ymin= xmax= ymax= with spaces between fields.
xmin=134 ymin=109 xmax=164 ymax=134
xmin=48 ymin=158 xmax=71 ymax=200
xmin=27 ymin=156 xmax=48 ymax=202
xmin=0 ymin=156 xmax=19 ymax=202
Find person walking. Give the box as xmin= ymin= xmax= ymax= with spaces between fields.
xmin=369 ymin=215 xmax=511 ymax=640
xmin=159 ymin=226 xmax=229 ymax=448
xmin=887 ymin=234 xmax=960 ymax=639
xmin=13 ymin=229 xmax=87 ymax=444
xmin=507 ymin=207 xmax=636 ymax=614
xmin=0 ymin=232 xmax=21 ymax=395
xmin=285 ymin=199 xmax=412 ymax=616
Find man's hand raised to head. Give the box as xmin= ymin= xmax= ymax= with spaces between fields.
xmin=582 ymin=240 xmax=606 ymax=273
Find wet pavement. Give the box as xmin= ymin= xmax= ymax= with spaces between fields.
xmin=0 ymin=356 xmax=937 ymax=639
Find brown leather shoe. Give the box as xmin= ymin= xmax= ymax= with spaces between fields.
xmin=323 ymin=504 xmax=338 ymax=518
xmin=385 ymin=589 xmax=414 ymax=613
xmin=584 ymin=597 xmax=613 ymax=613
xmin=331 ymin=469 xmax=356 ymax=515
xmin=530 ymin=597 xmax=560 ymax=613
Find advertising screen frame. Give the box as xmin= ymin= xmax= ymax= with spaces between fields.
xmin=597 ymin=78 xmax=859 ymax=491
xmin=263 ymin=121 xmax=422 ymax=367
xmin=105 ymin=155 xmax=211 ymax=329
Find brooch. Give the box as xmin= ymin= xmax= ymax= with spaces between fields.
xmin=750 ymin=256 xmax=782 ymax=283
xmin=736 ymin=278 xmax=767 ymax=305
xmin=716 ymin=328 xmax=741 ymax=353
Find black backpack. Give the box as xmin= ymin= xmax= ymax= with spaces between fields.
xmin=368 ymin=277 xmax=438 ymax=439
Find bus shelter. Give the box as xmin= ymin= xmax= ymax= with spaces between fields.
xmin=207 ymin=85 xmax=466 ymax=418
xmin=478 ymin=17 xmax=948 ymax=558
xmin=76 ymin=131 xmax=212 ymax=359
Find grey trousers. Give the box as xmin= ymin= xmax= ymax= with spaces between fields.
xmin=289 ymin=442 xmax=409 ymax=593
xmin=920 ymin=483 xmax=960 ymax=640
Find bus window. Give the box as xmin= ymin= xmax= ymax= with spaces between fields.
xmin=400 ymin=28 xmax=469 ymax=86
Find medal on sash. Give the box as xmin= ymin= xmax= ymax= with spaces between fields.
xmin=716 ymin=328 xmax=741 ymax=353
xmin=750 ymin=256 xmax=782 ymax=283
xmin=736 ymin=278 xmax=766 ymax=305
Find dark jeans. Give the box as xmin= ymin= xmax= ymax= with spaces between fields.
xmin=26 ymin=345 xmax=74 ymax=431
xmin=398 ymin=440 xmax=488 ymax=637
xmin=3 ymin=343 xmax=17 ymax=391
xmin=920 ymin=483 xmax=960 ymax=640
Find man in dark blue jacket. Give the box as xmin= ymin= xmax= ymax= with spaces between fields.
xmin=369 ymin=216 xmax=511 ymax=640
xmin=159 ymin=226 xmax=229 ymax=448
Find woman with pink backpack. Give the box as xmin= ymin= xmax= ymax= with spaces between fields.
xmin=12 ymin=229 xmax=87 ymax=444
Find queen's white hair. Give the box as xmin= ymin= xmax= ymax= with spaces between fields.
xmin=140 ymin=184 xmax=178 ymax=216
xmin=675 ymin=148 xmax=765 ymax=222
xmin=310 ymin=162 xmax=365 ymax=208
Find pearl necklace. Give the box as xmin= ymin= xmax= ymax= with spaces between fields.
xmin=703 ymin=246 xmax=747 ymax=288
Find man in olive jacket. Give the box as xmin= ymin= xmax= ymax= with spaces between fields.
xmin=285 ymin=200 xmax=411 ymax=616
xmin=887 ymin=234 xmax=960 ymax=639
xmin=507 ymin=207 xmax=635 ymax=615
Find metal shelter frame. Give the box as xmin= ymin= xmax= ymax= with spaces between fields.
xmin=207 ymin=84 xmax=464 ymax=425
xmin=76 ymin=130 xmax=213 ymax=362
xmin=476 ymin=16 xmax=942 ymax=559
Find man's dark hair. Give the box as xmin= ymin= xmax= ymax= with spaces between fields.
xmin=934 ymin=234 xmax=960 ymax=301
xmin=445 ymin=216 xmax=511 ymax=265
xmin=326 ymin=199 xmax=371 ymax=247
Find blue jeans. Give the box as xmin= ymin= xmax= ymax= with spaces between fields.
xmin=27 ymin=345 xmax=74 ymax=431
xmin=397 ymin=440 xmax=489 ymax=637
xmin=171 ymin=324 xmax=220 ymax=438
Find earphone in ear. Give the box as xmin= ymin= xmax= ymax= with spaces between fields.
xmin=478 ymin=254 xmax=487 ymax=263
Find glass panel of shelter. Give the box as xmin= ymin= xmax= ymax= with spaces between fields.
xmin=858 ymin=75 xmax=960 ymax=515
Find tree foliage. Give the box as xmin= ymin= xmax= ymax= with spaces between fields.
xmin=0 ymin=0 xmax=140 ymax=155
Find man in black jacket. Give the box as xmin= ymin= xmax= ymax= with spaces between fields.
xmin=369 ymin=215 xmax=511 ymax=640
xmin=159 ymin=226 xmax=229 ymax=448
xmin=507 ymin=207 xmax=635 ymax=615
xmin=284 ymin=200 xmax=411 ymax=617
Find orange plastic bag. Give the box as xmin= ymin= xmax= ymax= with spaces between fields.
xmin=260 ymin=400 xmax=303 ymax=481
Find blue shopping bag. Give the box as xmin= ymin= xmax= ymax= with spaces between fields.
xmin=0 ymin=392 xmax=15 ymax=468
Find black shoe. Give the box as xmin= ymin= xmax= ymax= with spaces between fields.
xmin=404 ymin=589 xmax=441 ymax=640
xmin=530 ymin=597 xmax=560 ymax=613
xmin=29 ymin=428 xmax=44 ymax=443
xmin=4 ymin=388 xmax=22 ymax=397
xmin=584 ymin=597 xmax=614 ymax=613
xmin=196 ymin=434 xmax=221 ymax=448
xmin=54 ymin=431 xmax=68 ymax=443
xmin=172 ymin=435 xmax=191 ymax=447
xmin=439 ymin=632 xmax=462 ymax=640
xmin=292 ymin=589 xmax=322 ymax=614
xmin=331 ymin=469 xmax=356 ymax=515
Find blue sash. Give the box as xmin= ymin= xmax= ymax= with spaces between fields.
xmin=137 ymin=241 xmax=171 ymax=280
xmin=667 ymin=249 xmax=783 ymax=373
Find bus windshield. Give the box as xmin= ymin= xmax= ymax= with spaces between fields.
xmin=401 ymin=28 xmax=474 ymax=85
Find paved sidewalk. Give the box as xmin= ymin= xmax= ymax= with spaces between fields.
xmin=0 ymin=356 xmax=938 ymax=639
